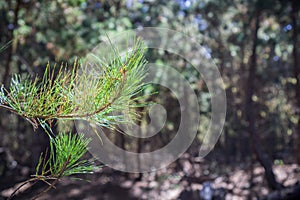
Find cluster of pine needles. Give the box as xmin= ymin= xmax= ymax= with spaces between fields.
xmin=0 ymin=39 xmax=147 ymax=130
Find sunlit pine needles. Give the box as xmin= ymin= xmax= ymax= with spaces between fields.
xmin=0 ymin=39 xmax=147 ymax=130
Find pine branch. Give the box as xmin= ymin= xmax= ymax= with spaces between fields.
xmin=0 ymin=39 xmax=147 ymax=130
xmin=3 ymin=38 xmax=147 ymax=199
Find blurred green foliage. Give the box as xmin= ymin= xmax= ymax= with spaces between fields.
xmin=0 ymin=0 xmax=299 ymax=176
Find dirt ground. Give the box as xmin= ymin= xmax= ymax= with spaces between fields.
xmin=1 ymin=155 xmax=299 ymax=200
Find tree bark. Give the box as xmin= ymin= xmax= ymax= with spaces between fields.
xmin=245 ymin=9 xmax=282 ymax=190
xmin=290 ymin=0 xmax=300 ymax=164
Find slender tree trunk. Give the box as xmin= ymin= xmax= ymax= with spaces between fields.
xmin=135 ymin=126 xmax=143 ymax=181
xmin=3 ymin=0 xmax=21 ymax=84
xmin=245 ymin=9 xmax=282 ymax=190
xmin=290 ymin=0 xmax=300 ymax=164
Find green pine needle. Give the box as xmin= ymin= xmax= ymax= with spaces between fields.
xmin=36 ymin=132 xmax=100 ymax=178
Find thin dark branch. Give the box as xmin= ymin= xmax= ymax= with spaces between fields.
xmin=8 ymin=178 xmax=37 ymax=200
xmin=0 ymin=104 xmax=39 ymax=129
xmin=31 ymin=155 xmax=71 ymax=200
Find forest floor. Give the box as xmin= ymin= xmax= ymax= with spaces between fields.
xmin=1 ymin=154 xmax=300 ymax=200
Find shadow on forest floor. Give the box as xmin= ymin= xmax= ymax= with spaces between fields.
xmin=1 ymin=155 xmax=300 ymax=199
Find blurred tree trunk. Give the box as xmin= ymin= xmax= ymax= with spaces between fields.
xmin=290 ymin=0 xmax=300 ymax=164
xmin=3 ymin=0 xmax=21 ymax=84
xmin=245 ymin=9 xmax=282 ymax=190
xmin=136 ymin=130 xmax=143 ymax=181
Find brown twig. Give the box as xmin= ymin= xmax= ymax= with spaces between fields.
xmin=0 ymin=104 xmax=39 ymax=129
xmin=8 ymin=178 xmax=38 ymax=200
xmin=31 ymin=155 xmax=71 ymax=200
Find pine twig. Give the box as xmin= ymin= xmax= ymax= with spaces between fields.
xmin=31 ymin=155 xmax=71 ymax=200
